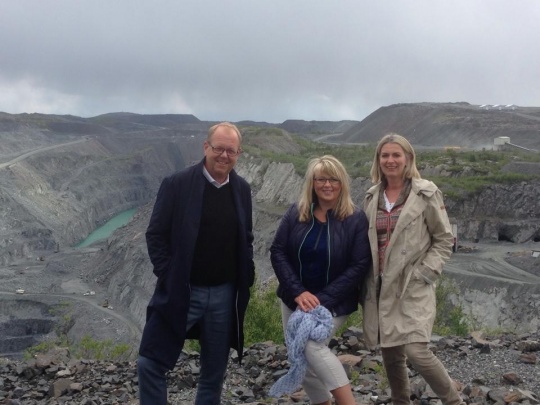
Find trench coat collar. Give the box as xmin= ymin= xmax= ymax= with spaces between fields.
xmin=366 ymin=178 xmax=438 ymax=256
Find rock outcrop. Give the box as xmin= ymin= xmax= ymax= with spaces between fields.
xmin=447 ymin=180 xmax=540 ymax=243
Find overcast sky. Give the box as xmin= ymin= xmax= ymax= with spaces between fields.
xmin=1 ymin=1 xmax=539 ymax=123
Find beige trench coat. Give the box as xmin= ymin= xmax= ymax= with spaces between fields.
xmin=361 ymin=178 xmax=454 ymax=349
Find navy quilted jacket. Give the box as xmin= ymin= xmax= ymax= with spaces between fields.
xmin=270 ymin=204 xmax=371 ymax=316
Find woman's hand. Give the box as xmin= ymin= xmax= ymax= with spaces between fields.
xmin=295 ymin=292 xmax=320 ymax=312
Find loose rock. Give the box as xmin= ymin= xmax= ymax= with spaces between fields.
xmin=0 ymin=330 xmax=539 ymax=404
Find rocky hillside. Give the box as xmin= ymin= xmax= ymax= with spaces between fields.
xmin=1 ymin=107 xmax=540 ymax=361
xmin=448 ymin=179 xmax=540 ymax=243
xmin=0 ymin=112 xmax=211 ymax=265
xmin=339 ymin=102 xmax=540 ymax=150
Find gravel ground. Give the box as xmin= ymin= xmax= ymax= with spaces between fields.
xmin=161 ymin=331 xmax=540 ymax=404
xmin=156 ymin=334 xmax=540 ymax=404
xmin=506 ymin=253 xmax=540 ymax=277
xmin=442 ymin=348 xmax=540 ymax=395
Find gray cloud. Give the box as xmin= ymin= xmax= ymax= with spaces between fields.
xmin=1 ymin=0 xmax=539 ymax=122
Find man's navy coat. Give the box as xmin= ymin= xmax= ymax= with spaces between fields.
xmin=139 ymin=159 xmax=255 ymax=369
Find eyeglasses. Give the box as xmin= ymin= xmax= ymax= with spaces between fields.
xmin=313 ymin=177 xmax=341 ymax=185
xmin=207 ymin=142 xmax=242 ymax=157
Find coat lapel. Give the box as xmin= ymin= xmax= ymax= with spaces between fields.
xmin=229 ymin=170 xmax=246 ymax=231
xmin=387 ymin=189 xmax=426 ymax=251
xmin=364 ymin=186 xmax=381 ymax=278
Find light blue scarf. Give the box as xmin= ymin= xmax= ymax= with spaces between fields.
xmin=269 ymin=305 xmax=334 ymax=397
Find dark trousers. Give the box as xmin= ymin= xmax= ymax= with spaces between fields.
xmin=138 ymin=282 xmax=235 ymax=405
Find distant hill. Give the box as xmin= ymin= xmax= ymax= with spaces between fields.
xmin=235 ymin=120 xmax=359 ymax=137
xmin=2 ymin=104 xmax=540 ymax=151
xmin=0 ymin=112 xmax=105 ymax=135
xmin=338 ymin=102 xmax=540 ymax=150
xmin=89 ymin=112 xmax=202 ymax=132
xmin=278 ymin=119 xmax=359 ymax=135
xmin=0 ymin=111 xmax=203 ymax=135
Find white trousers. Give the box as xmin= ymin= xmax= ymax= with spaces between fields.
xmin=281 ymin=302 xmax=350 ymax=403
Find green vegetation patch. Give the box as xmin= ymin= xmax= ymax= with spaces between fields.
xmin=25 ymin=299 xmax=135 ymax=361
xmin=72 ymin=335 xmax=133 ymax=361
xmin=244 ymin=279 xmax=284 ymax=346
xmin=241 ymin=126 xmax=540 ymax=196
xmin=241 ymin=127 xmax=374 ymax=178
xmin=434 ymin=274 xmax=470 ymax=336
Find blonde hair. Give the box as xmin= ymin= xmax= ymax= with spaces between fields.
xmin=370 ymin=133 xmax=421 ymax=183
xmin=298 ymin=155 xmax=355 ymax=222
xmin=208 ymin=122 xmax=242 ymax=143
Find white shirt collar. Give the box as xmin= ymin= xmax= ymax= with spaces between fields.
xmin=383 ymin=191 xmax=395 ymax=212
xmin=202 ymin=166 xmax=229 ymax=188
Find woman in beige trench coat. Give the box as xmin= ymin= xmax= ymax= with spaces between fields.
xmin=362 ymin=133 xmax=464 ymax=405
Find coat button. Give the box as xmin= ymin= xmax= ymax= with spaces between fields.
xmin=401 ymin=249 xmax=407 ymax=255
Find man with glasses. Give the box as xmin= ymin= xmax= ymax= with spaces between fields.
xmin=137 ymin=122 xmax=255 ymax=405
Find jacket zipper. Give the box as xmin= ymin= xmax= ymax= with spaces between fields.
xmin=325 ymin=210 xmax=331 ymax=286
xmin=297 ymin=204 xmax=316 ymax=282
xmin=297 ymin=204 xmax=332 ymax=287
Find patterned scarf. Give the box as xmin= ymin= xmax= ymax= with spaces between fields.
xmin=375 ymin=180 xmax=411 ymax=274
xmin=268 ymin=305 xmax=334 ymax=397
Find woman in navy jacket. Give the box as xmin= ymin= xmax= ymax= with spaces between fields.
xmin=270 ymin=155 xmax=371 ymax=405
